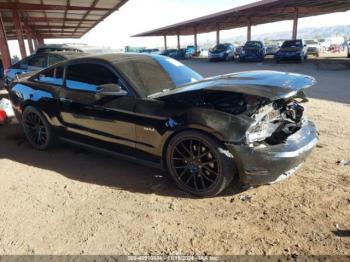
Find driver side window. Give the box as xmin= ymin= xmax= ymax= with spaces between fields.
xmin=65 ymin=63 xmax=121 ymax=93
xmin=33 ymin=66 xmax=64 ymax=86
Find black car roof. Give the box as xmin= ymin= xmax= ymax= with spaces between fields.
xmin=63 ymin=53 xmax=156 ymax=65
xmin=46 ymin=51 xmax=89 ymax=59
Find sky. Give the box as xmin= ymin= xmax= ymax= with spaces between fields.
xmin=8 ymin=0 xmax=350 ymax=57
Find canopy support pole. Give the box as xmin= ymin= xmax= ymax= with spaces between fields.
xmin=33 ymin=38 xmax=39 ymax=50
xmin=27 ymin=38 xmax=34 ymax=54
xmin=0 ymin=13 xmax=11 ymax=69
xmin=247 ymin=18 xmax=252 ymax=41
xmin=163 ymin=35 xmax=167 ymax=50
xmin=194 ymin=28 xmax=198 ymax=56
xmin=292 ymin=8 xmax=299 ymax=40
xmin=216 ymin=24 xmax=220 ymax=45
xmin=38 ymin=37 xmax=44 ymax=46
xmin=177 ymin=33 xmax=180 ymax=49
xmin=13 ymin=10 xmax=27 ymax=59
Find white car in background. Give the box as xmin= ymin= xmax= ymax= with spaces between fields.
xmin=305 ymin=40 xmax=321 ymax=57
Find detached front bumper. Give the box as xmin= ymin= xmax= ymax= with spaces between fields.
xmin=226 ymin=120 xmax=319 ymax=185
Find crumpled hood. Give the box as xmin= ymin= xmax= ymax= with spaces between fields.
xmin=150 ymin=70 xmax=316 ymax=101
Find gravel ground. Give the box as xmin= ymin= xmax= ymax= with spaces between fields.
xmin=0 ymin=59 xmax=349 ymax=255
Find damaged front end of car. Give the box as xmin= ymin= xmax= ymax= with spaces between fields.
xmin=225 ymin=91 xmax=318 ymax=185
xmin=152 ymin=70 xmax=319 ymax=185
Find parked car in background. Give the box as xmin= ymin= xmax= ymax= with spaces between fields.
xmin=274 ymin=39 xmax=308 ymax=63
xmin=35 ymin=44 xmax=84 ymax=54
xmin=305 ymin=40 xmax=320 ymax=57
xmin=160 ymin=49 xmax=177 ymax=57
xmin=208 ymin=43 xmax=235 ymax=62
xmin=167 ymin=49 xmax=188 ymax=60
xmin=9 ymin=53 xmax=318 ymax=197
xmin=239 ymin=41 xmax=265 ymax=62
xmin=265 ymin=44 xmax=280 ymax=56
xmin=329 ymin=44 xmax=341 ymax=53
xmin=4 ymin=52 xmax=86 ymax=90
xmin=234 ymin=46 xmax=242 ymax=57
xmin=186 ymin=45 xmax=201 ymax=57
xmin=140 ymin=48 xmax=161 ymax=55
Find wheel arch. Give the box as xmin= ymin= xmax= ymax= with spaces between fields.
xmin=21 ymin=102 xmax=54 ymax=126
xmin=161 ymin=126 xmax=228 ymax=170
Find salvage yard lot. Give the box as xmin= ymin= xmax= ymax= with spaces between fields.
xmin=0 ymin=58 xmax=349 ymax=255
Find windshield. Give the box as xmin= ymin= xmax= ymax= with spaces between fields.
xmin=154 ymin=55 xmax=203 ymax=88
xmin=212 ymin=44 xmax=229 ymax=52
xmin=244 ymin=41 xmax=262 ymax=48
xmin=282 ymin=40 xmax=302 ymax=48
xmin=115 ymin=55 xmax=203 ymax=97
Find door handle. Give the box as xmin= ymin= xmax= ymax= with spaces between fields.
xmin=60 ymin=98 xmax=73 ymax=104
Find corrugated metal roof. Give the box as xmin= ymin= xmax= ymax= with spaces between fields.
xmin=0 ymin=0 xmax=128 ymax=40
xmin=133 ymin=0 xmax=350 ymax=37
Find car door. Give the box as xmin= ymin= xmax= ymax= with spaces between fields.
xmin=58 ymin=61 xmax=137 ymax=150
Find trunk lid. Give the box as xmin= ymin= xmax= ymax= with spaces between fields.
xmin=150 ymin=70 xmax=316 ymax=101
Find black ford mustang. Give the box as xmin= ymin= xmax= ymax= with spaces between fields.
xmin=9 ymin=54 xmax=319 ymax=197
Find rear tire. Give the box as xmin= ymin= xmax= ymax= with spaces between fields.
xmin=166 ymin=131 xmax=235 ymax=197
xmin=22 ymin=106 xmax=55 ymax=150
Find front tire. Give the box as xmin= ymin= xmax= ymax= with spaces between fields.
xmin=22 ymin=106 xmax=54 ymax=150
xmin=166 ymin=131 xmax=235 ymax=197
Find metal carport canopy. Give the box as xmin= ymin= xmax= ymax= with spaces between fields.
xmin=0 ymin=0 xmax=128 ymax=40
xmin=0 ymin=0 xmax=128 ymax=69
xmin=132 ymin=0 xmax=350 ymax=37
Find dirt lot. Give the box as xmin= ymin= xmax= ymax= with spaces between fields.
xmin=0 ymin=59 xmax=349 ymax=255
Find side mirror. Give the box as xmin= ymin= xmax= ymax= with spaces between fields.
xmin=96 ymin=83 xmax=127 ymax=96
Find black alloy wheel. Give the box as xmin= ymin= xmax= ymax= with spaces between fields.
xmin=22 ymin=106 xmax=54 ymax=150
xmin=166 ymin=131 xmax=235 ymax=197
